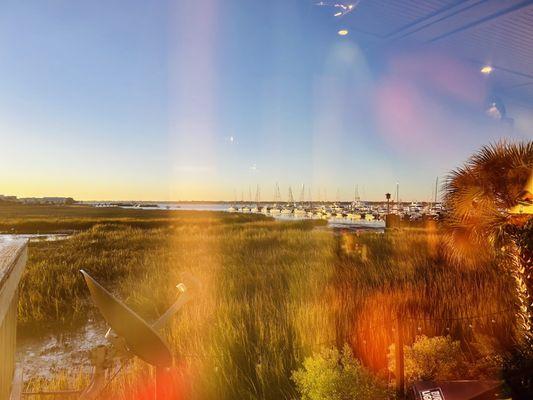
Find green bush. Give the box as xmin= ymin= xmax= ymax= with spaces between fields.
xmin=388 ymin=335 xmax=465 ymax=383
xmin=292 ymin=345 xmax=389 ymax=400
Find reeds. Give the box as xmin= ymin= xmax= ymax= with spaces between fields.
xmin=18 ymin=214 xmax=517 ymax=399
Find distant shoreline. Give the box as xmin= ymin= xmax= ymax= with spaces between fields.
xmin=80 ymin=200 xmax=439 ymax=206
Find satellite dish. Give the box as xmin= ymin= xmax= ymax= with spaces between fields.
xmin=81 ymin=270 xmax=173 ymax=367
xmin=24 ymin=270 xmax=195 ymax=399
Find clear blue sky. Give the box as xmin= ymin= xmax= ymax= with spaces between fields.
xmin=0 ymin=0 xmax=530 ymax=201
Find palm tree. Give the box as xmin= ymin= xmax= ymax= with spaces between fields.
xmin=443 ymin=141 xmax=533 ymax=348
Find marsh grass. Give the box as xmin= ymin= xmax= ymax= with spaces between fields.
xmin=17 ymin=210 xmax=518 ymax=399
xmin=334 ymin=230 xmax=517 ymax=371
xmin=0 ymin=203 xmax=266 ymax=233
xmin=23 ymin=369 xmax=89 ymax=398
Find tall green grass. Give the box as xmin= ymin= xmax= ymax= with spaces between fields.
xmin=18 ymin=214 xmax=517 ymax=399
xmin=0 ymin=203 xmax=266 ymax=233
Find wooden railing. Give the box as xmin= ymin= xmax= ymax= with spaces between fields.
xmin=0 ymin=239 xmax=28 ymax=400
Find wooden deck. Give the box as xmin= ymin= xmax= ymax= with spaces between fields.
xmin=0 ymin=239 xmax=28 ymax=400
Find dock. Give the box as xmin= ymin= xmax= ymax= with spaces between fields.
xmin=0 ymin=238 xmax=28 ymax=400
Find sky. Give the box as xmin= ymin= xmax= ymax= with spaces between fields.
xmin=0 ymin=0 xmax=531 ymax=201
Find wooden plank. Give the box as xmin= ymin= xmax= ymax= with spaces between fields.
xmin=0 ymin=238 xmax=27 ymax=286
xmin=9 ymin=364 xmax=23 ymax=400
xmin=0 ymin=289 xmax=19 ymax=400
xmin=0 ymin=239 xmax=28 ymax=400
xmin=0 ymin=239 xmax=27 ymax=324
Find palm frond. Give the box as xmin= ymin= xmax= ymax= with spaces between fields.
xmin=443 ymin=140 xmax=533 ymax=257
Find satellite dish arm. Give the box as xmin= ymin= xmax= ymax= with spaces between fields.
xmin=152 ymin=283 xmax=192 ymax=331
xmin=78 ymin=346 xmax=111 ymax=400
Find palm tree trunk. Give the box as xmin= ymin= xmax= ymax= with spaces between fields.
xmin=509 ymin=239 xmax=533 ymax=349
xmin=512 ymin=251 xmax=532 ymax=343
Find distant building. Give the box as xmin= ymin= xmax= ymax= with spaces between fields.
xmin=19 ymin=197 xmax=75 ymax=205
xmin=0 ymin=195 xmax=17 ymax=201
xmin=42 ymin=197 xmax=75 ymax=205
xmin=19 ymin=197 xmax=40 ymax=204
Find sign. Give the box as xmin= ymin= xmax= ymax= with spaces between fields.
xmin=419 ymin=388 xmax=445 ymax=400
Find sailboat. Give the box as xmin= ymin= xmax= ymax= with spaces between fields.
xmin=241 ymin=187 xmax=251 ymax=213
xmin=294 ymin=184 xmax=307 ymax=216
xmin=281 ymin=186 xmax=295 ymax=214
xmin=251 ymin=185 xmax=260 ymax=213
xmin=227 ymin=190 xmax=238 ymax=212
xmin=269 ymin=183 xmax=282 ymax=215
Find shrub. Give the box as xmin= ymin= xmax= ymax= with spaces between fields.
xmin=388 ymin=335 xmax=465 ymax=383
xmin=292 ymin=345 xmax=389 ymax=400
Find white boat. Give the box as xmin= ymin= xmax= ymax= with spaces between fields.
xmin=408 ymin=202 xmax=422 ymax=213
xmin=269 ymin=207 xmax=282 ymax=215
xmin=294 ymin=208 xmax=306 ymax=216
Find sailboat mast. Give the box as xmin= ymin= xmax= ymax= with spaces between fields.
xmin=299 ymin=184 xmax=305 ymax=205
xmin=434 ymin=177 xmax=439 ymax=204
xmin=288 ymin=186 xmax=294 ymax=206
xmin=275 ymin=182 xmax=281 ymax=204
xmin=396 ymin=183 xmax=399 ymax=205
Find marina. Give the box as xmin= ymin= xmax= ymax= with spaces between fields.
xmin=83 ymin=199 xmax=445 ymax=232
xmin=87 ymin=182 xmax=443 ymax=229
xmin=225 ymin=198 xmax=442 ymax=230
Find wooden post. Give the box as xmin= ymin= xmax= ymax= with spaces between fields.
xmin=395 ymin=319 xmax=405 ymax=399
xmin=0 ymin=239 xmax=28 ymax=400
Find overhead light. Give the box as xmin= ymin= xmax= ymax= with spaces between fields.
xmin=480 ymin=65 xmax=493 ymax=75
xmin=338 ymin=29 xmax=349 ymax=36
xmin=334 ymin=11 xmax=342 ymax=16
